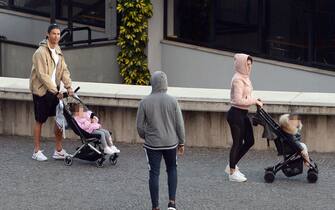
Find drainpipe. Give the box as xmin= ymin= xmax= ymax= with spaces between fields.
xmin=50 ymin=0 xmax=56 ymax=23
xmin=0 ymin=41 xmax=2 ymax=76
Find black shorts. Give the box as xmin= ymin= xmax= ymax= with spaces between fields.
xmin=33 ymin=91 xmax=59 ymax=123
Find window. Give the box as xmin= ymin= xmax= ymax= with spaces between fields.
xmin=58 ymin=0 xmax=105 ymax=28
xmin=0 ymin=0 xmax=8 ymax=6
xmin=0 ymin=0 xmax=105 ymax=28
xmin=165 ymin=0 xmax=335 ymax=70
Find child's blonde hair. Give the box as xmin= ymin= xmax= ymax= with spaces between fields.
xmin=279 ymin=113 xmax=303 ymax=131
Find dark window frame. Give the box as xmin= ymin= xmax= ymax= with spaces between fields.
xmin=0 ymin=0 xmax=105 ymax=28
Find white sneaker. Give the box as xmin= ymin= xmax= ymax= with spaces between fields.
xmin=229 ymin=171 xmax=247 ymax=182
xmin=225 ymin=164 xmax=245 ymax=177
xmin=52 ymin=149 xmax=69 ymax=160
xmin=104 ymin=147 xmax=114 ymax=155
xmin=32 ymin=150 xmax=48 ymax=161
xmin=111 ymin=145 xmax=120 ymax=153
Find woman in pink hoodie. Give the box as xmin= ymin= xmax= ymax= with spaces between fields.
xmin=225 ymin=54 xmax=263 ymax=182
xmin=71 ymin=103 xmax=120 ymax=155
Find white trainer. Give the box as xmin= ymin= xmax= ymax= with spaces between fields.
xmin=229 ymin=171 xmax=247 ymax=182
xmin=111 ymin=145 xmax=120 ymax=153
xmin=225 ymin=164 xmax=245 ymax=177
xmin=32 ymin=150 xmax=48 ymax=161
xmin=52 ymin=149 xmax=69 ymax=160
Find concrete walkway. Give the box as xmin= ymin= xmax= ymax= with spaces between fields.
xmin=1 ymin=135 xmax=334 ymax=210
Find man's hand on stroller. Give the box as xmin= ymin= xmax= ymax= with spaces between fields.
xmin=56 ymin=91 xmax=64 ymax=99
xmin=67 ymin=87 xmax=74 ymax=96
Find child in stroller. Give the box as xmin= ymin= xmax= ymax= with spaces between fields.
xmin=61 ymin=89 xmax=119 ymax=167
xmin=70 ymin=103 xmax=120 ymax=155
xmin=253 ymin=107 xmax=318 ymax=183
xmin=279 ymin=114 xmax=310 ymax=166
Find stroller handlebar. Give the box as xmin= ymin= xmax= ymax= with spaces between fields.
xmin=63 ymin=86 xmax=80 ymax=98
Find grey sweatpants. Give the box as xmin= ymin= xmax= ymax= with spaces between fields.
xmin=91 ymin=128 xmax=113 ymax=148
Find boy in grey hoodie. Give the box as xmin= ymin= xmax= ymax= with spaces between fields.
xmin=136 ymin=71 xmax=185 ymax=210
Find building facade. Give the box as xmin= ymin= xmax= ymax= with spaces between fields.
xmin=1 ymin=0 xmax=335 ymax=92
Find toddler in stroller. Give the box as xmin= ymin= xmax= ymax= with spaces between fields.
xmin=61 ymin=89 xmax=119 ymax=167
xmin=253 ymin=107 xmax=318 ymax=183
xmin=278 ymin=114 xmax=310 ymax=166
xmin=71 ymin=103 xmax=120 ymax=155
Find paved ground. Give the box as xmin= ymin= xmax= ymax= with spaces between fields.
xmin=1 ymin=135 xmax=334 ymax=210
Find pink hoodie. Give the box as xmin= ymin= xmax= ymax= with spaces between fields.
xmin=74 ymin=110 xmax=101 ymax=133
xmin=230 ymin=53 xmax=258 ymax=110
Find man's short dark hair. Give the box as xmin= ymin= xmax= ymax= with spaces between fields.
xmin=47 ymin=23 xmax=60 ymax=33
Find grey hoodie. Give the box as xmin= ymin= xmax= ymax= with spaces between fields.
xmin=136 ymin=71 xmax=185 ymax=150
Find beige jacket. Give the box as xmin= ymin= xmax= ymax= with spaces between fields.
xmin=29 ymin=39 xmax=72 ymax=96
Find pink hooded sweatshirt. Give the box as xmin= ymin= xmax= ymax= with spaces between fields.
xmin=230 ymin=53 xmax=258 ymax=110
xmin=74 ymin=110 xmax=101 ymax=133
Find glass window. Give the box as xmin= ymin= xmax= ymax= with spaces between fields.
xmin=1 ymin=0 xmax=105 ymax=28
xmin=0 ymin=0 xmax=8 ymax=6
xmin=314 ymin=0 xmax=335 ymax=67
xmin=14 ymin=0 xmax=50 ymax=15
xmin=59 ymin=0 xmax=105 ymax=28
xmin=165 ymin=0 xmax=335 ymax=70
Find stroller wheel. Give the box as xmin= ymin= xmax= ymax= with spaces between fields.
xmin=307 ymin=169 xmax=318 ymax=183
xmin=64 ymin=156 xmax=73 ymax=166
xmin=109 ymin=154 xmax=118 ymax=165
xmin=96 ymin=158 xmax=104 ymax=168
xmin=264 ymin=170 xmax=275 ymax=183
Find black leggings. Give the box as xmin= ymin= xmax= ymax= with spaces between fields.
xmin=227 ymin=107 xmax=255 ymax=169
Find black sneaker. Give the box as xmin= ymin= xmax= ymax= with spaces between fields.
xmin=168 ymin=202 xmax=176 ymax=210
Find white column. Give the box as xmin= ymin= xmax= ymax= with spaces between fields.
xmin=105 ymin=0 xmax=117 ymax=39
xmin=147 ymin=0 xmax=163 ymax=72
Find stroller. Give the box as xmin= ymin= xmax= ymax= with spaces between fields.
xmin=60 ymin=87 xmax=119 ymax=168
xmin=252 ymin=107 xmax=318 ymax=183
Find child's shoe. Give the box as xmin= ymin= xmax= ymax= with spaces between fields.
xmin=104 ymin=147 xmax=114 ymax=155
xmin=111 ymin=145 xmax=120 ymax=153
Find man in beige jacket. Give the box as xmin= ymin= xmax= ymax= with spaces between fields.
xmin=30 ymin=23 xmax=74 ymax=161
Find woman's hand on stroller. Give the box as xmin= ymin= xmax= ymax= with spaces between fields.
xmin=256 ymin=98 xmax=263 ymax=108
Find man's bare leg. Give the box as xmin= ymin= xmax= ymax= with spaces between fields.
xmin=34 ymin=122 xmax=43 ymax=152
xmin=54 ymin=123 xmax=63 ymax=152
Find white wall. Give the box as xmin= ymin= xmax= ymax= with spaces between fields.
xmin=161 ymin=42 xmax=335 ymax=92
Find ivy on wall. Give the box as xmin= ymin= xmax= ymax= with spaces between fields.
xmin=116 ymin=0 xmax=153 ymax=85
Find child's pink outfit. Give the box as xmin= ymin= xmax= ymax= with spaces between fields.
xmin=74 ymin=110 xmax=101 ymax=133
xmin=74 ymin=110 xmax=120 ymax=154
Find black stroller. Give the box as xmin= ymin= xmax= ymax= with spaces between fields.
xmin=253 ymin=107 xmax=318 ymax=183
xmin=61 ymin=87 xmax=119 ymax=168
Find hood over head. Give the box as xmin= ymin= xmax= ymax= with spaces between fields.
xmin=151 ymin=71 xmax=168 ymax=93
xmin=234 ymin=53 xmax=251 ymax=76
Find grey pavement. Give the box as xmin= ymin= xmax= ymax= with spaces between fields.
xmin=0 ymin=135 xmax=334 ymax=210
